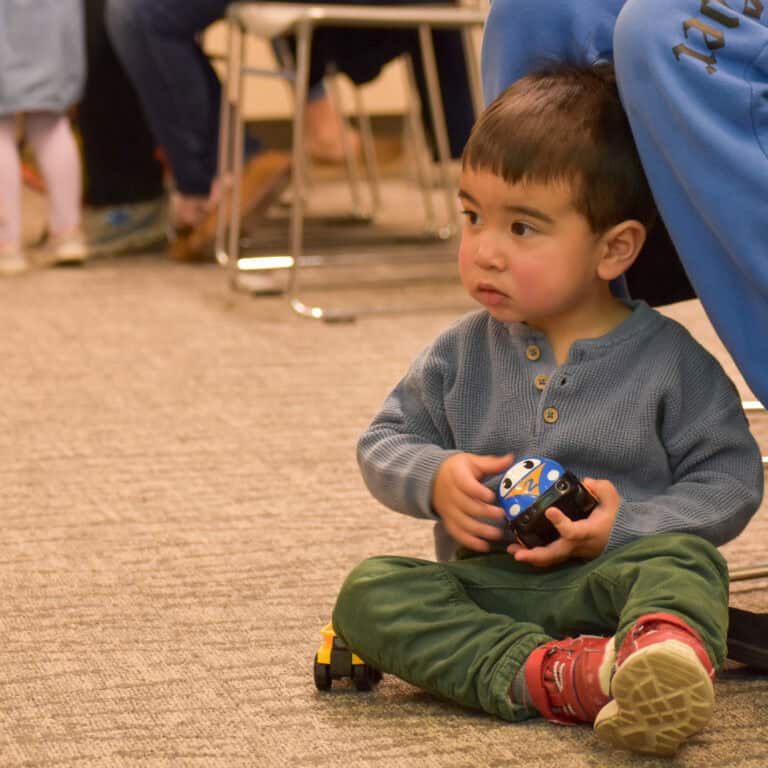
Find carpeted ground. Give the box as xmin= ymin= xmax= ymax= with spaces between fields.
xmin=1 ymin=186 xmax=766 ymax=767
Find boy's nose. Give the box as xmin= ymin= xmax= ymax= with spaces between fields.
xmin=474 ymin=240 xmax=505 ymax=270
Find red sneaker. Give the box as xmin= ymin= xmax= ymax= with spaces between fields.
xmin=524 ymin=634 xmax=616 ymax=725
xmin=594 ymin=613 xmax=715 ymax=756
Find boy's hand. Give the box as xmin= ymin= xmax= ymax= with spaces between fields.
xmin=507 ymin=478 xmax=620 ymax=566
xmin=432 ymin=452 xmax=513 ymax=552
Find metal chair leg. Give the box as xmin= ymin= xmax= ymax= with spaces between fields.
xmin=323 ymin=68 xmax=368 ymax=219
xmin=215 ymin=16 xmax=236 ymax=267
xmin=418 ymin=24 xmax=457 ymax=237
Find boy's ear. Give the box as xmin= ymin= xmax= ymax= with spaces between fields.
xmin=597 ymin=220 xmax=647 ymax=281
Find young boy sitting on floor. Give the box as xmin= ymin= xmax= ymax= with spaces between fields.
xmin=331 ymin=64 xmax=764 ymax=756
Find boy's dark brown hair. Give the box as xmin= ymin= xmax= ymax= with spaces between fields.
xmin=462 ymin=64 xmax=656 ymax=232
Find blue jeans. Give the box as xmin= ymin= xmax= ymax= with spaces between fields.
xmin=106 ymin=0 xmax=228 ymax=197
xmin=481 ymin=0 xmax=768 ymax=407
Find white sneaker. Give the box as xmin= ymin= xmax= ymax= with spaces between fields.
xmin=45 ymin=230 xmax=88 ymax=266
xmin=0 ymin=245 xmax=28 ymax=276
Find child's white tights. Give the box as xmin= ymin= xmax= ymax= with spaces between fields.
xmin=0 ymin=112 xmax=82 ymax=249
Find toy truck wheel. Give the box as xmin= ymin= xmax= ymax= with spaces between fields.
xmin=351 ymin=665 xmax=372 ymax=691
xmin=314 ymin=657 xmax=332 ymax=690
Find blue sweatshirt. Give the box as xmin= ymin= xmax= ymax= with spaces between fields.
xmin=358 ymin=301 xmax=763 ymax=553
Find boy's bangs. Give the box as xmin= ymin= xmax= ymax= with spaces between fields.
xmin=462 ymin=93 xmax=590 ymax=192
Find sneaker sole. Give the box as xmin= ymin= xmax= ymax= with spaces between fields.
xmin=54 ymin=253 xmax=87 ymax=267
xmin=87 ymin=223 xmax=166 ymax=257
xmin=593 ymin=640 xmax=714 ymax=756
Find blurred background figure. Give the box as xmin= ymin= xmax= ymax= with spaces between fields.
xmin=79 ymin=0 xmax=168 ymax=258
xmin=105 ymin=0 xmax=475 ymax=263
xmin=0 ymin=0 xmax=86 ymax=274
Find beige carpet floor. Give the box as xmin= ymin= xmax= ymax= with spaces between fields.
xmin=1 ymin=186 xmax=766 ymax=767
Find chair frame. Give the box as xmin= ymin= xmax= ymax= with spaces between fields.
xmin=217 ymin=2 xmax=486 ymax=321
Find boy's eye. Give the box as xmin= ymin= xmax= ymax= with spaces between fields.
xmin=460 ymin=210 xmax=479 ymax=225
xmin=511 ymin=221 xmax=535 ymax=236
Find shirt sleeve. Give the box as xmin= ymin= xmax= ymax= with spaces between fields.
xmin=356 ymin=339 xmax=461 ymax=520
xmin=606 ymin=343 xmax=764 ymax=552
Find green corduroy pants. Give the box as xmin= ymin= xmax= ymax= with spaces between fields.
xmin=332 ymin=533 xmax=729 ymax=721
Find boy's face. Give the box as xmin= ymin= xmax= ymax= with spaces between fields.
xmin=457 ymin=167 xmax=608 ymax=329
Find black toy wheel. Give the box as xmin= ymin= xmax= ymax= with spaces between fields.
xmin=313 ymin=658 xmax=332 ymax=691
xmin=352 ymin=663 xmax=382 ymax=691
xmin=352 ymin=664 xmax=373 ymax=691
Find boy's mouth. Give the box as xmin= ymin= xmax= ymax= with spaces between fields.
xmin=476 ymin=282 xmax=508 ymax=305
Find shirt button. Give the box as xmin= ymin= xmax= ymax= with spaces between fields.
xmin=534 ymin=374 xmax=548 ymax=391
xmin=526 ymin=344 xmax=541 ymax=361
xmin=543 ymin=407 xmax=559 ymax=424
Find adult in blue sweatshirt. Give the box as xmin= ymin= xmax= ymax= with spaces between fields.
xmin=481 ymin=0 xmax=768 ymax=407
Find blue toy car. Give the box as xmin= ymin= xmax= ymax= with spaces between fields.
xmin=498 ymin=456 xmax=566 ymax=520
xmin=498 ymin=456 xmax=598 ymax=547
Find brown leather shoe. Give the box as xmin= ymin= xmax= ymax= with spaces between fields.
xmin=168 ymin=150 xmax=291 ymax=261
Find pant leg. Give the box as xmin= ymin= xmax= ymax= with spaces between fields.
xmin=333 ymin=533 xmax=728 ymax=721
xmin=479 ymin=0 xmax=626 ymax=105
xmin=410 ymin=27 xmax=475 ymax=158
xmin=590 ymin=534 xmax=729 ymax=667
xmin=333 ymin=554 xmax=552 ymax=721
xmin=79 ymin=0 xmax=164 ymax=207
xmin=105 ymin=0 xmax=227 ymax=197
xmin=613 ymin=0 xmax=768 ymax=406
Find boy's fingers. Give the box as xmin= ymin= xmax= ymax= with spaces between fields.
xmin=514 ymin=538 xmax=569 ymax=566
xmin=469 ymin=452 xmax=515 ymax=476
xmin=475 ymin=483 xmax=500 ymax=505
xmin=453 ymin=530 xmax=493 ymax=552
xmin=545 ymin=507 xmax=574 ymax=535
xmin=471 ymin=502 xmax=505 ymax=523
xmin=461 ymin=513 xmax=505 ymax=540
xmin=582 ymin=477 xmax=619 ymax=506
xmin=454 ymin=468 xmax=499 ymax=504
xmin=452 ymin=486 xmax=503 ymax=517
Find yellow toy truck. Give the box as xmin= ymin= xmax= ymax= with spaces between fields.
xmin=313 ymin=623 xmax=383 ymax=691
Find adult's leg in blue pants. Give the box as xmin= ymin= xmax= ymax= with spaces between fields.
xmin=105 ymin=0 xmax=227 ymax=199
xmin=614 ymin=0 xmax=768 ymax=407
xmin=481 ymin=0 xmax=768 ymax=407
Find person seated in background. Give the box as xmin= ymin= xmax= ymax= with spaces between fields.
xmin=79 ymin=0 xmax=359 ymax=260
xmin=104 ymin=0 xmax=475 ymax=272
xmin=0 ymin=0 xmax=87 ymax=274
xmin=331 ymin=65 xmax=764 ymax=756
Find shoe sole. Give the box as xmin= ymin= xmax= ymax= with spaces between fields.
xmin=87 ymin=221 xmax=166 ymax=257
xmin=593 ymin=640 xmax=714 ymax=756
xmin=54 ymin=253 xmax=87 ymax=267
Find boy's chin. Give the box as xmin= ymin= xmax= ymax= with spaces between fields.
xmin=478 ymin=301 xmax=526 ymax=325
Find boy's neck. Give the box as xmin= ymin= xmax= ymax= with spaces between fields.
xmin=526 ymin=296 xmax=632 ymax=366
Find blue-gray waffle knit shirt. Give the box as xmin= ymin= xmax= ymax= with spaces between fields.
xmin=357 ymin=301 xmax=764 ymax=553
